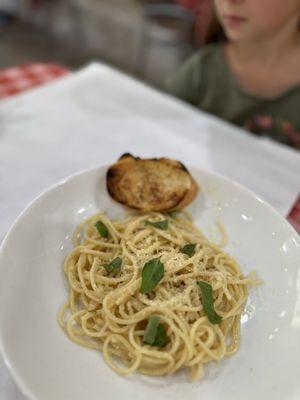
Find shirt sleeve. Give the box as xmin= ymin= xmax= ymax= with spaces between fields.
xmin=164 ymin=51 xmax=204 ymax=106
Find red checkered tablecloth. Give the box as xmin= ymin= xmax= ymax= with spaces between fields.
xmin=0 ymin=63 xmax=70 ymax=100
xmin=288 ymin=196 xmax=300 ymax=233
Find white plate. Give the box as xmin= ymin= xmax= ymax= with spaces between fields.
xmin=0 ymin=166 xmax=299 ymax=400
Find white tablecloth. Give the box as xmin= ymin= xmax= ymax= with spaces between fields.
xmin=0 ymin=63 xmax=299 ymax=399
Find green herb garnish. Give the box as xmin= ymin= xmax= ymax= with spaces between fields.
xmin=141 ymin=257 xmax=164 ymax=294
xmin=143 ymin=316 xmax=160 ymax=344
xmin=104 ymin=257 xmax=122 ymax=274
xmin=143 ymin=316 xmax=167 ymax=347
xmin=180 ymin=243 xmax=196 ymax=257
xmin=95 ymin=220 xmax=108 ymax=238
xmin=145 ymin=220 xmax=169 ymax=230
xmin=197 ymin=281 xmax=222 ymax=324
xmin=153 ymin=324 xmax=167 ymax=347
xmin=167 ymin=210 xmax=181 ymax=218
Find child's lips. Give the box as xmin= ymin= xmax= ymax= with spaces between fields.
xmin=223 ymin=14 xmax=247 ymax=27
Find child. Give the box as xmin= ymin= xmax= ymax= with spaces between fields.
xmin=166 ymin=0 xmax=300 ymax=149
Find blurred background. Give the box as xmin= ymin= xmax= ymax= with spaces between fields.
xmin=0 ymin=0 xmax=215 ymax=88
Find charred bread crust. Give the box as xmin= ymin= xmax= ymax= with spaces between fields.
xmin=106 ymin=154 xmax=198 ymax=211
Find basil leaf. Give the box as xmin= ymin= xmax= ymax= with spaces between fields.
xmin=153 ymin=323 xmax=167 ymax=347
xmin=141 ymin=257 xmax=164 ymax=294
xmin=143 ymin=316 xmax=167 ymax=347
xmin=104 ymin=257 xmax=122 ymax=274
xmin=145 ymin=220 xmax=168 ymax=230
xmin=95 ymin=220 xmax=108 ymax=238
xmin=167 ymin=210 xmax=181 ymax=218
xmin=197 ymin=281 xmax=222 ymax=325
xmin=180 ymin=243 xmax=196 ymax=257
xmin=143 ymin=316 xmax=160 ymax=344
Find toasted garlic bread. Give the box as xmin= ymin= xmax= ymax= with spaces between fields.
xmin=106 ymin=153 xmax=198 ymax=211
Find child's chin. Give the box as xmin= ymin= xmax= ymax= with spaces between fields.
xmin=225 ymin=29 xmax=251 ymax=43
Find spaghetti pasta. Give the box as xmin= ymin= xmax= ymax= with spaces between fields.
xmin=58 ymin=212 xmax=260 ymax=380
